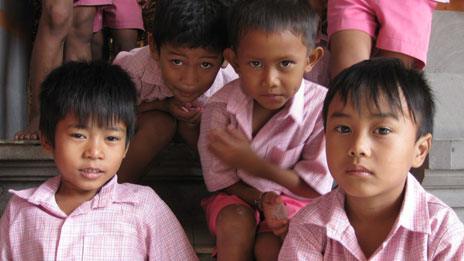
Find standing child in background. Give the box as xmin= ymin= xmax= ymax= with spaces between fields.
xmin=328 ymin=0 xmax=449 ymax=78
xmin=198 ymin=0 xmax=333 ymax=260
xmin=91 ymin=0 xmax=145 ymax=60
xmin=113 ymin=0 xmax=237 ymax=184
xmin=15 ymin=0 xmax=112 ymax=140
xmin=1 ymin=62 xmax=198 ymax=261
xmin=279 ymin=58 xmax=464 ymax=260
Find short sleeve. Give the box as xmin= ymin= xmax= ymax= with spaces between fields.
xmin=198 ymin=101 xmax=240 ymax=191
xmin=143 ymin=189 xmax=198 ymax=261
xmin=279 ymin=218 xmax=325 ymax=261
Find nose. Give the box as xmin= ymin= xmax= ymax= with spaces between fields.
xmin=262 ymin=67 xmax=279 ymax=89
xmin=348 ymin=132 xmax=371 ymax=159
xmin=180 ymin=66 xmax=199 ymax=90
xmin=83 ymin=138 xmax=104 ymax=160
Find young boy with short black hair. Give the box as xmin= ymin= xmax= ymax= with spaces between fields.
xmin=0 ymin=61 xmax=198 ymax=260
xmin=279 ymin=58 xmax=464 ymax=260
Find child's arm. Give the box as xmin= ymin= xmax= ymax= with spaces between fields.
xmin=144 ymin=189 xmax=198 ymax=260
xmin=261 ymin=192 xmax=289 ymax=238
xmin=0 ymin=200 xmax=13 ymax=259
xmin=208 ymin=126 xmax=321 ymax=198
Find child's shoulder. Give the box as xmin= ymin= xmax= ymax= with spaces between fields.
xmin=113 ymin=46 xmax=154 ymax=70
xmin=301 ymin=78 xmax=328 ymax=100
xmin=207 ymin=77 xmax=242 ymax=103
xmin=293 ymin=188 xmax=341 ymax=226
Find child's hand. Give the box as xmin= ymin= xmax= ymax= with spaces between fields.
xmin=167 ymin=98 xmax=202 ymax=125
xmin=262 ymin=192 xmax=289 ymax=239
xmin=207 ymin=125 xmax=256 ymax=169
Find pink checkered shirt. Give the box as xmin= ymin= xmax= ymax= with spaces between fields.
xmin=279 ymin=174 xmax=464 ymax=260
xmin=113 ymin=46 xmax=238 ymax=105
xmin=198 ymin=79 xmax=333 ymax=198
xmin=0 ymin=176 xmax=198 ymax=261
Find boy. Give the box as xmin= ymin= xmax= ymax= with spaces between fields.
xmin=0 ymin=62 xmax=198 ymax=260
xmin=198 ymin=0 xmax=333 ymax=260
xmin=279 ymin=58 xmax=464 ymax=260
xmin=113 ymin=0 xmax=237 ymax=183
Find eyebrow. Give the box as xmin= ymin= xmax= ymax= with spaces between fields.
xmin=67 ymin=124 xmax=126 ymax=132
xmin=167 ymin=50 xmax=219 ymax=60
xmin=329 ymin=111 xmax=399 ymax=120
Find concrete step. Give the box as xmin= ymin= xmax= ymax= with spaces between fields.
xmin=0 ymin=140 xmax=215 ymax=258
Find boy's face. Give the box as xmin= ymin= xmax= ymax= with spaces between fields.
xmin=153 ymin=43 xmax=223 ymax=104
xmin=325 ymin=93 xmax=431 ymax=201
xmin=43 ymin=114 xmax=128 ymax=197
xmin=225 ymin=29 xmax=320 ymax=111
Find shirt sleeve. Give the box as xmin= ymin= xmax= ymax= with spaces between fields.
xmin=430 ymin=213 xmax=464 ymax=260
xmin=113 ymin=51 xmax=144 ymax=104
xmin=198 ymin=101 xmax=240 ymax=192
xmin=0 ymin=198 xmax=14 ymax=260
xmin=279 ymin=219 xmax=325 ymax=261
xmin=293 ymin=112 xmax=332 ymax=195
xmin=143 ymin=189 xmax=198 ymax=261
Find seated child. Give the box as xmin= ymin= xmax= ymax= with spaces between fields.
xmin=113 ymin=0 xmax=237 ymax=183
xmin=279 ymin=58 xmax=464 ymax=260
xmin=0 ymin=62 xmax=198 ymax=260
xmin=198 ymin=0 xmax=333 ymax=260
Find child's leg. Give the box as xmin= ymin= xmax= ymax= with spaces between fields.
xmin=15 ymin=0 xmax=74 ymax=140
xmin=177 ymin=121 xmax=199 ymax=152
xmin=329 ymin=29 xmax=372 ymax=79
xmin=91 ymin=30 xmax=104 ymax=60
xmin=111 ymin=29 xmax=139 ymax=55
xmin=216 ymin=205 xmax=257 ymax=261
xmin=117 ymin=110 xmax=176 ymax=183
xmin=254 ymin=232 xmax=282 ymax=261
xmin=65 ymin=6 xmax=97 ymax=61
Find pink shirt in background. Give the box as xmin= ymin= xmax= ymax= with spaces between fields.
xmin=279 ymin=174 xmax=464 ymax=261
xmin=0 ymin=176 xmax=198 ymax=261
xmin=198 ymin=79 xmax=333 ymax=199
xmin=113 ymin=46 xmax=238 ymax=105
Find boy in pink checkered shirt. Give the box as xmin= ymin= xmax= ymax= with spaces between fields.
xmin=1 ymin=62 xmax=198 ymax=260
xmin=279 ymin=58 xmax=464 ymax=260
xmin=113 ymin=0 xmax=238 ymax=183
xmin=198 ymin=0 xmax=333 ymax=259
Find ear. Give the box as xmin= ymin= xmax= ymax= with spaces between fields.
xmin=411 ymin=133 xmax=432 ymax=168
xmin=40 ymin=133 xmax=53 ymax=155
xmin=123 ymin=143 xmax=130 ymax=158
xmin=148 ymin=33 xmax=160 ymax=61
xmin=304 ymin=46 xmax=324 ymax=73
xmin=223 ymin=48 xmax=239 ymax=73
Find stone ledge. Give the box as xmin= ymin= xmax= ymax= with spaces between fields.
xmin=423 ymin=169 xmax=464 ymax=189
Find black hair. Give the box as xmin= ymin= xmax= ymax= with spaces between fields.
xmin=152 ymin=0 xmax=229 ymax=53
xmin=227 ymin=0 xmax=319 ymax=50
xmin=39 ymin=61 xmax=137 ymax=147
xmin=323 ymin=58 xmax=435 ymax=139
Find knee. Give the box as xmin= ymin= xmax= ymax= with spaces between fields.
xmin=216 ymin=204 xmax=256 ymax=236
xmin=137 ymin=111 xmax=176 ymax=135
xmin=42 ymin=2 xmax=72 ymax=33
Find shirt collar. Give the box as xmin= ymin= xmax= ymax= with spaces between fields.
xmin=396 ymin=173 xmax=430 ymax=234
xmin=10 ymin=175 xmax=140 ymax=214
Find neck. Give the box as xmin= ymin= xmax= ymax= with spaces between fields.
xmin=345 ymin=184 xmax=406 ymax=226
xmin=55 ymin=184 xmax=99 ymax=215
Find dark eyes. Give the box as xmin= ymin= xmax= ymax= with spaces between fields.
xmin=200 ymin=62 xmax=213 ymax=69
xmin=171 ymin=59 xmax=183 ymax=65
xmin=335 ymin=125 xmax=351 ymax=134
xmin=375 ymin=127 xmax=391 ymax=135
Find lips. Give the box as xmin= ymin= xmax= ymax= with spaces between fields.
xmin=345 ymin=165 xmax=373 ymax=177
xmin=79 ymin=168 xmax=104 ymax=179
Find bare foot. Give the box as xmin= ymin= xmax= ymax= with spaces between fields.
xmin=15 ymin=116 xmax=40 ymax=140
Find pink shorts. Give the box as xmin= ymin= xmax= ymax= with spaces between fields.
xmin=93 ymin=0 xmax=144 ymax=32
xmin=327 ymin=0 xmax=437 ymax=68
xmin=74 ymin=0 xmax=112 ymax=6
xmin=201 ymin=192 xmax=311 ymax=236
